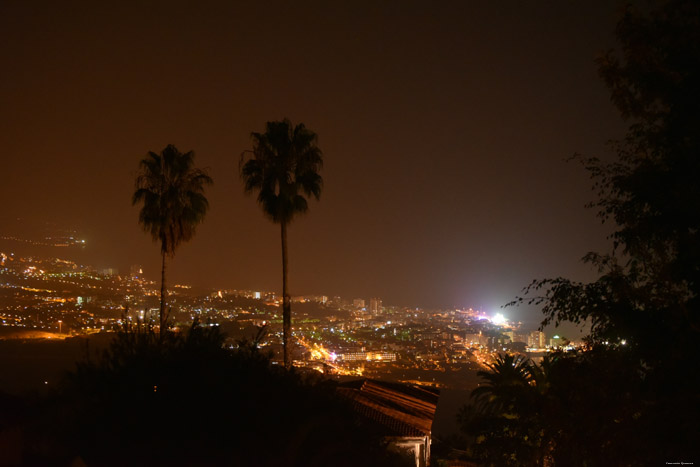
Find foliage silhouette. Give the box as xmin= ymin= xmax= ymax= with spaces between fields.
xmin=20 ymin=321 xmax=408 ymax=466
xmin=513 ymin=0 xmax=700 ymax=363
xmin=133 ymin=145 xmax=213 ymax=334
xmin=460 ymin=348 xmax=651 ymax=466
xmin=508 ymin=1 xmax=699 ymax=363
xmin=240 ymin=119 xmax=323 ymax=369
xmin=459 ymin=354 xmax=547 ymax=466
xmin=479 ymin=1 xmax=700 ymax=464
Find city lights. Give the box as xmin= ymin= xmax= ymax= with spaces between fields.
xmin=491 ymin=313 xmax=506 ymax=325
xmin=0 ymin=243 xmax=577 ymax=388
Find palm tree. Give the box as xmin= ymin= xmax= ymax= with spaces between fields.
xmin=133 ymin=144 xmax=213 ymax=334
xmin=240 ymin=119 xmax=323 ymax=369
xmin=463 ymin=353 xmax=550 ymax=466
xmin=471 ymin=353 xmax=534 ymax=413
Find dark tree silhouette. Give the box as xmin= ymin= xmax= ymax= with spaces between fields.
xmin=133 ymin=145 xmax=213 ymax=334
xmin=498 ymin=0 xmax=700 ymax=463
xmin=470 ymin=353 xmax=534 ymax=413
xmin=19 ymin=322 xmax=407 ymax=467
xmin=518 ymin=0 xmax=700 ymax=361
xmin=240 ymin=119 xmax=323 ymax=369
xmin=460 ymin=354 xmax=548 ymax=466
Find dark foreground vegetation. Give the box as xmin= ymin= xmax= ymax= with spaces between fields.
xmin=0 ymin=323 xmax=407 ymax=467
xmin=457 ymin=1 xmax=700 ymax=465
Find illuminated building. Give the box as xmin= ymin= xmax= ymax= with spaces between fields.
xmin=464 ymin=332 xmax=488 ymax=347
xmin=514 ymin=333 xmax=529 ymax=344
xmin=369 ymin=297 xmax=382 ymax=315
xmin=549 ymin=335 xmax=566 ymax=348
xmin=338 ymin=351 xmax=397 ymax=362
xmin=528 ymin=330 xmax=546 ymax=349
xmin=505 ymin=331 xmax=528 ymax=345
xmin=353 ymin=298 xmax=366 ymax=309
xmin=130 ymin=264 xmax=143 ymax=279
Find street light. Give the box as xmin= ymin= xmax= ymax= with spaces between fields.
xmin=58 ymin=320 xmax=62 ymax=334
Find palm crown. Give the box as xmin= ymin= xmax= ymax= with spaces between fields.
xmin=133 ymin=144 xmax=213 ymax=255
xmin=240 ymin=119 xmax=323 ymax=223
xmin=471 ymin=353 xmax=536 ymax=413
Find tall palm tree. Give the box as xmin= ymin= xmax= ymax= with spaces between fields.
xmin=240 ymin=119 xmax=323 ymax=369
xmin=133 ymin=144 xmax=213 ymax=334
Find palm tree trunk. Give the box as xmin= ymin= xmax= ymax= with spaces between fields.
xmin=281 ymin=220 xmax=291 ymax=369
xmin=160 ymin=249 xmax=167 ymax=336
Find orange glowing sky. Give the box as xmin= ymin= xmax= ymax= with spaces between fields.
xmin=0 ymin=1 xmax=627 ymax=326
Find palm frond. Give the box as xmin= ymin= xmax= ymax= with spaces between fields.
xmin=239 ymin=119 xmax=324 ymax=224
xmin=133 ymin=144 xmax=213 ymax=255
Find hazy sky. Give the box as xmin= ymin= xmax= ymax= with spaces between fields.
xmin=0 ymin=1 xmax=627 ymax=326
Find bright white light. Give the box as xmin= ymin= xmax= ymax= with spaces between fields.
xmin=492 ymin=313 xmax=506 ymax=325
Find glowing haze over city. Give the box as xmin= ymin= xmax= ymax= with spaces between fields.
xmin=0 ymin=1 xmax=624 ymax=329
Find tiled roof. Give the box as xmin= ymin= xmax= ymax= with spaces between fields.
xmin=337 ymin=379 xmax=439 ymax=437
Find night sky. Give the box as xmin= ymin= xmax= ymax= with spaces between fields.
xmin=0 ymin=1 xmax=627 ymax=325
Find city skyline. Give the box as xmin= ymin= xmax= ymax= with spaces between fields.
xmin=0 ymin=232 xmax=537 ymax=321
xmin=1 ymin=1 xmax=627 ymax=323
xmin=0 ymin=245 xmax=560 ymax=386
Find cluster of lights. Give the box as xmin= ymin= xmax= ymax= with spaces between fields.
xmin=490 ymin=313 xmax=506 ymax=325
